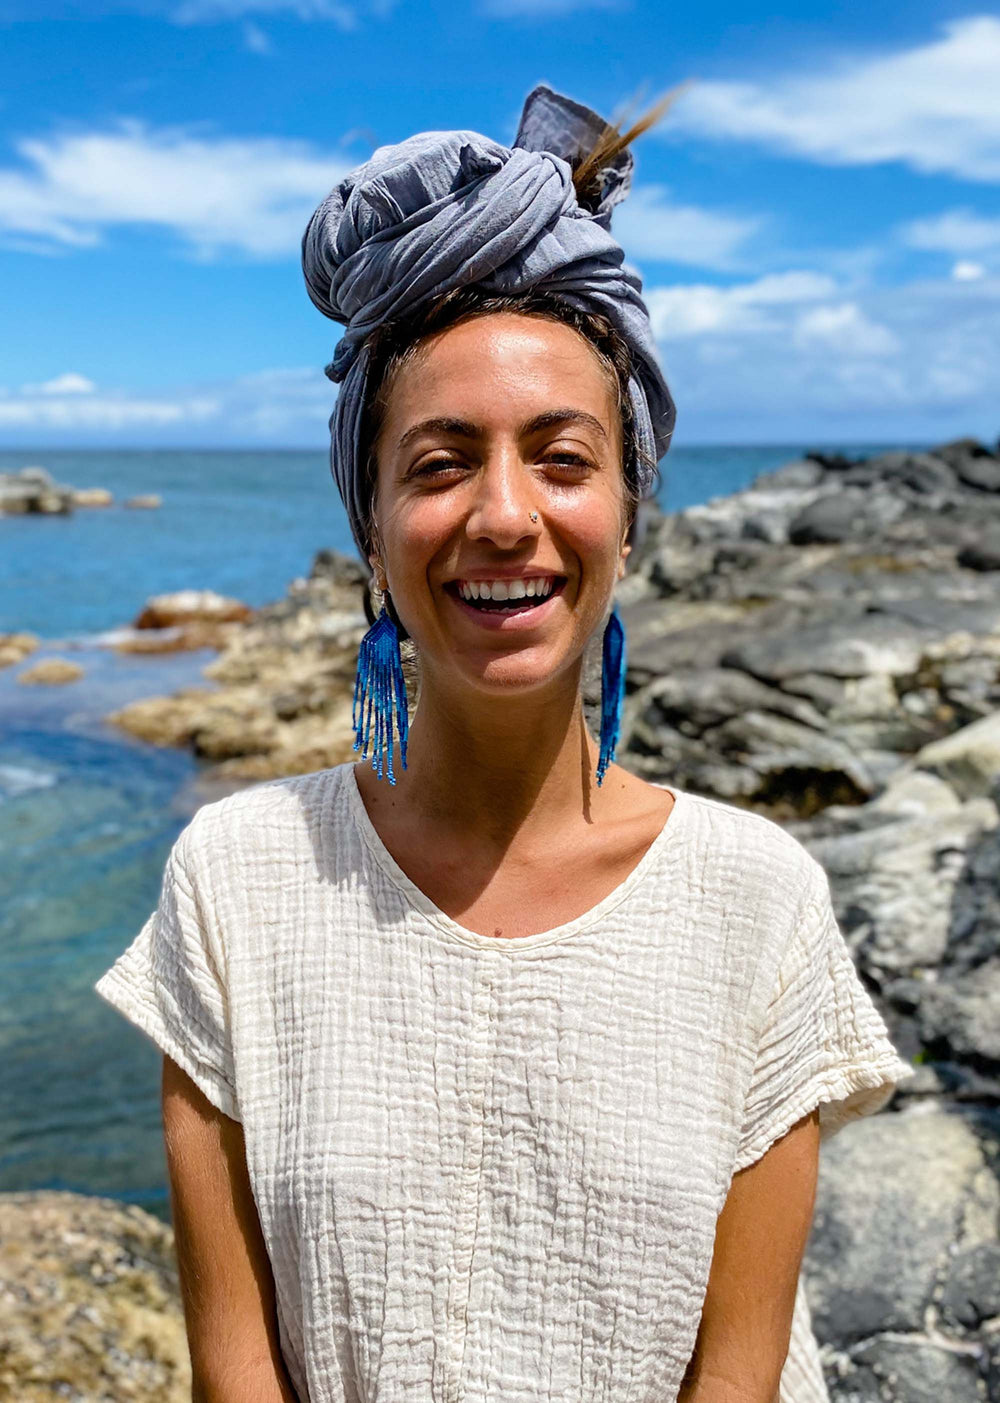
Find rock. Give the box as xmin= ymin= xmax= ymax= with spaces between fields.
xmin=127 ymin=590 xmax=255 ymax=651
xmin=917 ymin=962 xmax=1000 ymax=1064
xmin=788 ymin=493 xmax=866 ymax=544
xmin=720 ymin=612 xmax=928 ymax=683
xmin=750 ymin=458 xmax=825 ymax=491
xmin=115 ymin=622 xmax=239 ymax=654
xmin=955 ymin=457 xmax=1000 ymax=493
xmin=0 ymin=1190 xmax=191 ymax=1402
xmin=804 ymin=450 xmax=861 ymax=472
xmin=846 ymin=1338 xmax=987 ymax=1403
xmin=912 ymin=710 xmax=1000 ymax=798
xmin=0 ymin=467 xmax=75 ymax=514
xmin=15 ymin=465 xmax=55 ymax=486
xmin=124 ymin=494 xmax=162 ymax=509
xmin=106 ymin=550 xmax=368 ymax=782
xmin=807 ymin=1109 xmax=985 ymax=1341
xmin=957 ymin=529 xmax=1000 ymax=570
xmin=15 ymin=657 xmax=85 ymax=685
xmin=939 ymin=1242 xmax=1000 ymax=1329
xmin=797 ymin=791 xmax=997 ymax=976
xmin=0 ymin=632 xmax=39 ymax=668
xmin=134 ymin=590 xmax=253 ymax=629
xmin=71 ymin=487 xmax=114 ymax=507
xmin=934 ymin=436 xmax=993 ymax=466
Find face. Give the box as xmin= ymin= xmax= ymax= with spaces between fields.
xmin=370 ymin=311 xmax=629 ymax=698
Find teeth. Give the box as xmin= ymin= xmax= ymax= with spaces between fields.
xmin=456 ymin=576 xmax=556 ymax=602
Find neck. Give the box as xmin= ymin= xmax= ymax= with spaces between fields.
xmin=392 ymin=663 xmax=603 ymax=843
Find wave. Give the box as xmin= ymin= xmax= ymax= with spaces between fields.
xmin=0 ymin=763 xmax=58 ymax=799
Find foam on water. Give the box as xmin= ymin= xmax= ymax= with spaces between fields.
xmin=0 ymin=763 xmax=57 ymax=799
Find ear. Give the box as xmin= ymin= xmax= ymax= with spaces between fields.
xmin=618 ymin=541 xmax=632 ymax=580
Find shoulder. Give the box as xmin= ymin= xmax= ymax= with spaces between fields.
xmin=176 ymin=763 xmax=354 ymax=878
xmin=672 ymin=785 xmax=825 ymax=910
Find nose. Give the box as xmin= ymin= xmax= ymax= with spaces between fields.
xmin=464 ymin=447 xmax=540 ymax=548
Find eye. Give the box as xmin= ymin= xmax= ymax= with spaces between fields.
xmin=410 ymin=457 xmax=466 ymax=478
xmin=543 ymin=452 xmax=593 ymax=474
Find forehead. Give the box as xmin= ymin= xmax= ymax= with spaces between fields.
xmin=380 ymin=313 xmax=617 ymax=433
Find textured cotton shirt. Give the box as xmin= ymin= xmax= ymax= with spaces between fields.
xmin=94 ymin=762 xmax=915 ymax=1403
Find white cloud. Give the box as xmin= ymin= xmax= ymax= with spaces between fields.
xmin=3 ymin=272 xmax=998 ymax=447
xmin=792 ymin=302 xmax=900 ymax=356
xmin=172 ymin=0 xmax=369 ymax=25
xmin=0 ymin=393 xmax=220 ymax=431
xmin=613 ymin=183 xmax=759 ymax=271
xmin=901 ymin=207 xmax=1000 ymax=254
xmin=672 ymin=16 xmax=1000 ymax=183
xmin=953 ymin=260 xmax=986 ymax=281
xmin=242 ymin=20 xmax=273 ymax=51
xmin=646 ymin=270 xmax=838 ymax=338
xmin=22 ymin=372 xmax=97 ymax=396
xmin=0 ymin=367 xmax=334 ymax=439
xmin=0 ymin=121 xmax=352 ymax=258
xmin=479 ymin=0 xmax=622 ymax=14
xmin=648 ymin=267 xmax=1000 ymax=439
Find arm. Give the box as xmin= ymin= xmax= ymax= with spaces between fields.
xmin=678 ymin=1107 xmax=821 ymax=1403
xmin=162 ymin=1054 xmax=300 ymax=1403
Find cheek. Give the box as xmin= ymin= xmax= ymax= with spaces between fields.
xmin=380 ymin=495 xmax=455 ymax=581
xmin=547 ymin=487 xmax=624 ymax=561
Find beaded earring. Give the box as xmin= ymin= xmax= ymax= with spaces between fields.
xmin=353 ymin=573 xmax=409 ymax=785
xmin=595 ymin=603 xmax=626 ymax=786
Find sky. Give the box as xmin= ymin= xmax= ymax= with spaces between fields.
xmin=1 ymin=0 xmax=998 ymax=449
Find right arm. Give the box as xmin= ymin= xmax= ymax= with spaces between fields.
xmin=162 ymin=1053 xmax=300 ymax=1403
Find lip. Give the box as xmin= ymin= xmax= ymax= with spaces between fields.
xmin=446 ymin=569 xmax=566 ymax=584
xmin=443 ymin=577 xmax=567 ymax=630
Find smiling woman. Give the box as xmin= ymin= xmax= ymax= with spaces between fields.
xmin=93 ymin=80 xmax=915 ymax=1403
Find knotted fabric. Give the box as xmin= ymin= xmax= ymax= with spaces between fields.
xmin=302 ymin=82 xmax=676 ymax=560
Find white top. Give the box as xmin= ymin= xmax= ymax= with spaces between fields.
xmin=94 ymin=761 xmax=915 ymax=1403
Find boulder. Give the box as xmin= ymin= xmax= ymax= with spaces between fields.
xmin=15 ymin=657 xmax=85 ymax=685
xmin=0 ymin=632 xmax=39 ymax=668
xmin=0 ymin=1190 xmax=191 ymax=1402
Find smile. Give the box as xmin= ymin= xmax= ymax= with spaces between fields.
xmin=443 ymin=575 xmax=568 ymax=628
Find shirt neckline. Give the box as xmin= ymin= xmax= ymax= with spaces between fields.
xmin=344 ymin=761 xmax=690 ymax=952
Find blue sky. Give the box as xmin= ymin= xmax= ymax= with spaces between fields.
xmin=1 ymin=0 xmax=998 ymax=447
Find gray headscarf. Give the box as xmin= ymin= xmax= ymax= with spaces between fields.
xmin=301 ymin=82 xmax=676 ymax=561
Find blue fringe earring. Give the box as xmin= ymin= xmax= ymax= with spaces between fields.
xmin=596 ymin=604 xmax=626 ymax=786
xmin=353 ymin=599 xmax=409 ymax=785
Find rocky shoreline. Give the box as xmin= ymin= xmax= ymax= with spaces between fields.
xmin=4 ymin=436 xmax=1000 ymax=1400
xmin=0 ymin=464 xmax=160 ymax=514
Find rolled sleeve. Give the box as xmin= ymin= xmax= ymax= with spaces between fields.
xmin=735 ymin=857 xmax=914 ymax=1175
xmin=94 ymin=822 xmax=240 ymax=1122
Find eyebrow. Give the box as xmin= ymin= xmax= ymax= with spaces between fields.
xmin=396 ymin=408 xmax=609 ymax=454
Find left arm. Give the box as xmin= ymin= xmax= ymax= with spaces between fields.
xmin=678 ymin=1106 xmax=821 ymax=1403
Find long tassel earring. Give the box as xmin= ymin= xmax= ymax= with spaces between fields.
xmin=596 ymin=604 xmax=626 ymax=786
xmin=353 ymin=597 xmax=409 ymax=785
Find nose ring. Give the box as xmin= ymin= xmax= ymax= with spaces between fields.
xmin=529 ymin=510 xmax=538 ymax=523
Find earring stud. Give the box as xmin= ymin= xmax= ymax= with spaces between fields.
xmin=529 ymin=510 xmax=538 ymax=523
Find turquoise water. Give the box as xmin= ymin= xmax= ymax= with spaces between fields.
xmin=0 ymin=443 xmax=922 ymax=1221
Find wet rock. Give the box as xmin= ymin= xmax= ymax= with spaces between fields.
xmin=0 ymin=632 xmax=40 ymax=668
xmin=71 ymin=488 xmax=114 ymax=507
xmin=15 ymin=657 xmax=85 ymax=685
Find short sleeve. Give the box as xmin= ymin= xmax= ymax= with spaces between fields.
xmin=94 ymin=821 xmax=241 ymax=1122
xmin=734 ymin=857 xmax=914 ymax=1175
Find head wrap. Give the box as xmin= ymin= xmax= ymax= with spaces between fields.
xmin=302 ymin=82 xmax=676 ymax=561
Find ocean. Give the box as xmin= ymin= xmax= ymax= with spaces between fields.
xmin=0 ymin=443 xmax=923 ymax=1220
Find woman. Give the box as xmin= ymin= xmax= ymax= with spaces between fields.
xmin=95 ymin=83 xmax=914 ymax=1403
